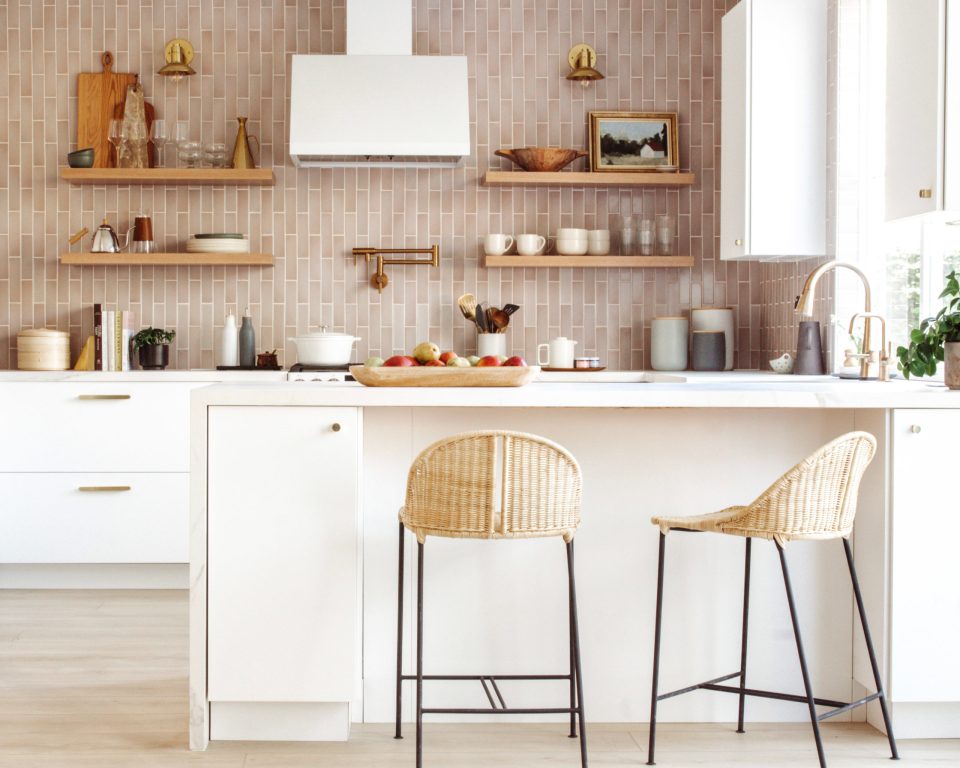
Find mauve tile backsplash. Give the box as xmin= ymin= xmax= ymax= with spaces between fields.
xmin=0 ymin=0 xmax=797 ymax=372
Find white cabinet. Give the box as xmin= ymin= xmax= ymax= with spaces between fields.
xmin=720 ymin=0 xmax=827 ymax=260
xmin=206 ymin=405 xmax=361 ymax=738
xmin=885 ymin=0 xmax=959 ymax=219
xmin=888 ymin=409 xmax=960 ymax=703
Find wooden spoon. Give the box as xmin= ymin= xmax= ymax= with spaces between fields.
xmin=489 ymin=306 xmax=510 ymax=332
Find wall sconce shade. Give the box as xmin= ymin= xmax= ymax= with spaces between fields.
xmin=159 ymin=38 xmax=196 ymax=81
xmin=566 ymin=43 xmax=604 ymax=87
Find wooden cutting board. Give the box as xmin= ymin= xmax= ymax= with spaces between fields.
xmin=77 ymin=52 xmax=137 ymax=168
xmin=349 ymin=365 xmax=540 ymax=387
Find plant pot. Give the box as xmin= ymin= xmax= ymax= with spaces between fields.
xmin=138 ymin=343 xmax=170 ymax=370
xmin=946 ymin=342 xmax=960 ymax=390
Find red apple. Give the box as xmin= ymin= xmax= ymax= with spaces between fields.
xmin=503 ymin=356 xmax=527 ymax=367
xmin=439 ymin=351 xmax=458 ymax=364
xmin=424 ymin=359 xmax=445 ymax=366
xmin=384 ymin=355 xmax=417 ymax=367
xmin=476 ymin=355 xmax=503 ymax=367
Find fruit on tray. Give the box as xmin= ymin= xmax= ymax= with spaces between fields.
xmin=476 ymin=355 xmax=503 ymax=367
xmin=439 ymin=350 xmax=458 ymax=364
xmin=423 ymin=359 xmax=445 ymax=366
xmin=466 ymin=355 xmax=481 ymax=366
xmin=446 ymin=357 xmax=471 ymax=368
xmin=412 ymin=341 xmax=441 ymax=363
xmin=383 ymin=355 xmax=418 ymax=367
xmin=503 ymin=356 xmax=527 ymax=367
xmin=365 ymin=356 xmax=385 ymax=367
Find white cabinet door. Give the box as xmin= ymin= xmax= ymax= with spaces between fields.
xmin=207 ymin=406 xmax=360 ymax=703
xmin=890 ymin=409 xmax=960 ymax=701
xmin=720 ymin=0 xmax=827 ymax=260
xmin=885 ymin=0 xmax=945 ymax=220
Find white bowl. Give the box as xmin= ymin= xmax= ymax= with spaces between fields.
xmin=556 ymin=239 xmax=589 ymax=256
xmin=557 ymin=228 xmax=587 ymax=239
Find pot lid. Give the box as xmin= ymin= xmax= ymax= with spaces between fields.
xmin=294 ymin=326 xmax=359 ymax=339
xmin=18 ymin=328 xmax=70 ymax=338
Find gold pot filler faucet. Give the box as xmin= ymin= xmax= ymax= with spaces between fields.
xmin=352 ymin=245 xmax=440 ymax=293
xmin=795 ymin=260 xmax=891 ymax=381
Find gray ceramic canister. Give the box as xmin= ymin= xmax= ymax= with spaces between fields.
xmin=692 ymin=330 xmax=726 ymax=372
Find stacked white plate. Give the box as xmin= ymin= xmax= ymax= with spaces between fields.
xmin=187 ymin=233 xmax=250 ymax=253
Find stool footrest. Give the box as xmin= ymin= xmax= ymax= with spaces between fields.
xmin=422 ymin=707 xmax=579 ymax=715
xmin=400 ymin=673 xmax=575 ymax=713
xmin=700 ymin=682 xmax=847 ymax=709
xmin=816 ymin=692 xmax=881 ymax=721
xmin=657 ymin=671 xmax=742 ymax=701
xmin=401 ymin=674 xmax=571 ymax=681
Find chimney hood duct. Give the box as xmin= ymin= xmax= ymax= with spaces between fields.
xmin=289 ymin=1 xmax=470 ymax=168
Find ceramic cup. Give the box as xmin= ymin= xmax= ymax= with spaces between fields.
xmin=587 ymin=229 xmax=611 ymax=256
xmin=477 ymin=333 xmax=507 ymax=359
xmin=651 ymin=317 xmax=689 ymax=371
xmin=556 ymin=227 xmax=588 ymax=239
xmin=537 ymin=336 xmax=577 ymax=369
xmin=484 ymin=233 xmax=514 ymax=256
xmin=692 ymin=330 xmax=726 ymax=372
xmin=516 ymin=234 xmax=547 ymax=256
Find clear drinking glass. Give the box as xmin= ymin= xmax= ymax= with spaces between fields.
xmin=178 ymin=141 xmax=201 ymax=168
xmin=172 ymin=121 xmax=189 ymax=167
xmin=639 ymin=219 xmax=655 ymax=256
xmin=619 ymin=213 xmax=635 ymax=255
xmin=107 ymin=119 xmax=124 ymax=167
xmin=149 ymin=119 xmax=168 ymax=168
xmin=656 ymin=214 xmax=675 ymax=255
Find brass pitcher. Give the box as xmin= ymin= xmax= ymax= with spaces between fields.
xmin=230 ymin=117 xmax=260 ymax=169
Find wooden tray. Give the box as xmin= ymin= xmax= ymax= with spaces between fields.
xmin=349 ymin=365 xmax=540 ymax=387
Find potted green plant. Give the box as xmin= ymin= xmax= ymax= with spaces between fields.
xmin=133 ymin=327 xmax=176 ymax=370
xmin=897 ymin=270 xmax=960 ymax=389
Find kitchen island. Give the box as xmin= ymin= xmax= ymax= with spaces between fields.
xmin=189 ymin=375 xmax=960 ymax=748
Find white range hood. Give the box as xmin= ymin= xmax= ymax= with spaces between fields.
xmin=289 ymin=0 xmax=470 ymax=168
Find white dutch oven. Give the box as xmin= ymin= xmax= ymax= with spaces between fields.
xmin=288 ymin=327 xmax=361 ymax=366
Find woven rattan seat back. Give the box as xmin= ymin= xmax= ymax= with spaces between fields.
xmin=400 ymin=430 xmax=582 ymax=543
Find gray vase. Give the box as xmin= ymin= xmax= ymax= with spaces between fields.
xmin=794 ymin=320 xmax=825 ymax=375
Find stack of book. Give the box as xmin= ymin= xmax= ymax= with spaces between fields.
xmin=93 ymin=304 xmax=135 ymax=371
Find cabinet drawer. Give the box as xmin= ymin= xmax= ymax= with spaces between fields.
xmin=0 ymin=383 xmax=196 ymax=471
xmin=0 ymin=473 xmax=188 ymax=563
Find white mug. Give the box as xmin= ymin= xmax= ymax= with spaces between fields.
xmin=587 ymin=229 xmax=610 ymax=256
xmin=557 ymin=227 xmax=588 ymax=239
xmin=537 ymin=336 xmax=577 ymax=369
xmin=516 ymin=233 xmax=547 ymax=256
xmin=484 ymin=233 xmax=514 ymax=255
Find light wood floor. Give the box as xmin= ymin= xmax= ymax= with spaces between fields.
xmin=0 ymin=590 xmax=957 ymax=767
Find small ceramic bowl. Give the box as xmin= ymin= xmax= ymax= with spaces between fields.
xmin=67 ymin=148 xmax=95 ymax=168
xmin=769 ymin=353 xmax=795 ymax=374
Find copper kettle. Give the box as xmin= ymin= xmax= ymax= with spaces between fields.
xmin=231 ymin=117 xmax=260 ymax=169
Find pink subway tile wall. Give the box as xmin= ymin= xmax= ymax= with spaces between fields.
xmin=0 ymin=0 xmax=779 ymax=372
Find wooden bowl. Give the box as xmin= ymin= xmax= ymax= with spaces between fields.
xmin=495 ymin=147 xmax=588 ymax=172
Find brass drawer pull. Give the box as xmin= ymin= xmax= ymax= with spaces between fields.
xmin=919 ymin=189 xmax=933 ymax=199
xmin=77 ymin=394 xmax=131 ymax=400
xmin=78 ymin=486 xmax=132 ymax=492
xmin=332 ymin=423 xmax=342 ymax=432
xmin=909 ymin=424 xmax=922 ymax=434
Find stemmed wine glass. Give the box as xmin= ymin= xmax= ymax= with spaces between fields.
xmin=149 ymin=119 xmax=168 ymax=168
xmin=107 ymin=119 xmax=125 ymax=167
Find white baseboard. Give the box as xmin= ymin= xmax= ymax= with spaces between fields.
xmin=210 ymin=702 xmax=351 ymax=741
xmin=0 ymin=564 xmax=188 ymax=589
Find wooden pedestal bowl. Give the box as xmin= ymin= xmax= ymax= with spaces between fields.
xmin=495 ymin=147 xmax=589 ymax=172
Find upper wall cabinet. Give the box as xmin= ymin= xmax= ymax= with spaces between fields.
xmin=886 ymin=0 xmax=959 ymax=220
xmin=720 ymin=0 xmax=827 ymax=261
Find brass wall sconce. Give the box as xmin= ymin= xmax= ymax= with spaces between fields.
xmin=158 ymin=38 xmax=196 ymax=81
xmin=352 ymin=245 xmax=440 ymax=293
xmin=566 ymin=44 xmax=604 ymax=87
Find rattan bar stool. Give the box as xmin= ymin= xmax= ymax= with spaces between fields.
xmin=394 ymin=430 xmax=587 ymax=768
xmin=645 ymin=431 xmax=898 ymax=768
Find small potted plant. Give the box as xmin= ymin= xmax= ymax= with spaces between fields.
xmin=133 ymin=327 xmax=176 ymax=370
xmin=897 ymin=270 xmax=960 ymax=389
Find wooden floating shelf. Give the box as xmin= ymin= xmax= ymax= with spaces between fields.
xmin=483 ymin=254 xmax=694 ymax=268
xmin=482 ymin=170 xmax=696 ymax=187
xmin=60 ymin=168 xmax=276 ymax=186
xmin=60 ymin=252 xmax=274 ymax=267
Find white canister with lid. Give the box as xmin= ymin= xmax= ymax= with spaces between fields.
xmin=691 ymin=307 xmax=735 ymax=371
xmin=18 ymin=329 xmax=71 ymax=371
xmin=651 ymin=317 xmax=689 ymax=371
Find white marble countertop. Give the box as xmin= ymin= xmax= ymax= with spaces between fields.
xmin=0 ymin=369 xmax=286 ymax=383
xmin=191 ymin=371 xmax=959 ymax=409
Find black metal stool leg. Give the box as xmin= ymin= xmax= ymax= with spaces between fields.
xmin=843 ymin=538 xmax=900 ymax=760
xmin=737 ymin=537 xmax=752 ymax=734
xmin=647 ymin=532 xmax=667 ymax=766
xmin=566 ymin=539 xmax=588 ymax=768
xmin=568 ymin=549 xmax=578 ymax=739
xmin=777 ymin=541 xmax=827 ymax=768
xmin=395 ymin=521 xmax=405 ymax=739
xmin=416 ymin=540 xmax=425 ymax=768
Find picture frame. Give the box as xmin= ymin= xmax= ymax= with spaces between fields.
xmin=588 ymin=111 xmax=679 ymax=172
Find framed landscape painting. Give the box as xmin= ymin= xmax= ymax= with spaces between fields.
xmin=589 ymin=112 xmax=679 ymax=172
